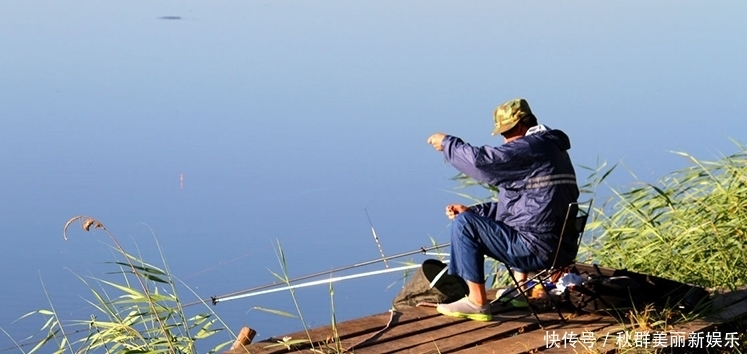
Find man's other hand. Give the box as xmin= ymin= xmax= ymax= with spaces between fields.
xmin=427 ymin=133 xmax=446 ymax=151
xmin=445 ymin=204 xmax=468 ymax=220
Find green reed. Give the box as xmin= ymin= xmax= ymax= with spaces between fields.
xmin=581 ymin=145 xmax=747 ymax=289
xmin=4 ymin=216 xmax=232 ymax=354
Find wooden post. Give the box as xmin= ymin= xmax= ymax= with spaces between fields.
xmin=230 ymin=326 xmax=257 ymax=351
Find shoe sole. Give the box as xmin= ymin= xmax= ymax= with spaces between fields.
xmin=496 ymin=289 xmax=517 ymax=303
xmin=510 ymin=299 xmax=529 ymax=308
xmin=436 ymin=307 xmax=492 ymax=322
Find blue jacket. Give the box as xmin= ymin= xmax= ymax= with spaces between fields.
xmin=442 ymin=128 xmax=579 ymax=264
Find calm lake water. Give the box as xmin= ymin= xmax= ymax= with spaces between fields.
xmin=1 ymin=1 xmax=746 ymax=352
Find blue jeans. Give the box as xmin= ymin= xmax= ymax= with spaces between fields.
xmin=448 ymin=212 xmax=547 ymax=284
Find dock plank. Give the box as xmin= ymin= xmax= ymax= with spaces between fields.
xmin=230 ymin=289 xmax=508 ymax=353
xmin=355 ymin=309 xmax=537 ymax=354
xmin=230 ymin=307 xmax=437 ymax=353
xmin=540 ymin=287 xmax=747 ymax=354
xmin=225 ymin=287 xmax=747 ymax=354
xmin=451 ymin=315 xmax=618 ymax=354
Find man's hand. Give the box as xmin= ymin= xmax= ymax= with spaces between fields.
xmin=445 ymin=204 xmax=469 ymax=220
xmin=427 ymin=133 xmax=447 ymax=151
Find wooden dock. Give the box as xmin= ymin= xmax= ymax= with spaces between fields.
xmin=225 ymin=285 xmax=747 ymax=354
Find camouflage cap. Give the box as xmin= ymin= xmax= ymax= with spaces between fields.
xmin=492 ymin=98 xmax=533 ymax=135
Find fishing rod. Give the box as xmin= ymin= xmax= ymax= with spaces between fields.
xmin=364 ymin=208 xmax=389 ymax=269
xmin=188 ymin=243 xmax=451 ymax=307
xmin=214 ymin=261 xmax=450 ymax=304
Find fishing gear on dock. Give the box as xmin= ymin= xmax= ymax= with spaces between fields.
xmin=195 ymin=243 xmax=451 ymax=307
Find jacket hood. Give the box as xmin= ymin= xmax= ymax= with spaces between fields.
xmin=536 ymin=129 xmax=571 ymax=151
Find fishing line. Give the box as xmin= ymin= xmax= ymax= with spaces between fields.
xmin=0 ymin=329 xmax=90 ymax=353
xmin=181 ymin=233 xmax=306 ymax=280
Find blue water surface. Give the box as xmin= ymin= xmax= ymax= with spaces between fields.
xmin=1 ymin=1 xmax=746 ymax=352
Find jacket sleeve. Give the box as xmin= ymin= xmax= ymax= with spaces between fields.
xmin=441 ymin=135 xmax=532 ymax=185
xmin=468 ymin=202 xmax=501 ymax=219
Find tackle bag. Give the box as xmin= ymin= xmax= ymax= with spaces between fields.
xmin=392 ymin=259 xmax=468 ymax=310
xmin=568 ymin=263 xmax=710 ymax=314
xmin=567 ymin=273 xmax=645 ymax=314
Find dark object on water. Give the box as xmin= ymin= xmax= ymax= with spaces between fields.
xmin=158 ymin=16 xmax=182 ymax=20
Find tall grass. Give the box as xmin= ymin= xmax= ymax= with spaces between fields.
xmin=4 ymin=219 xmax=370 ymax=354
xmin=580 ymin=145 xmax=747 ymax=289
xmin=5 ymin=216 xmax=232 ymax=354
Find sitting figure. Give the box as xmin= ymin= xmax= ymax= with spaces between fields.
xmin=426 ymin=98 xmax=579 ymax=321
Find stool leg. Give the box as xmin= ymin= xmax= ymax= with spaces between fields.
xmin=507 ymin=268 xmax=545 ymax=329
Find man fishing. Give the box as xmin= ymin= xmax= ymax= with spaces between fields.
xmin=426 ymin=98 xmax=579 ymax=321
